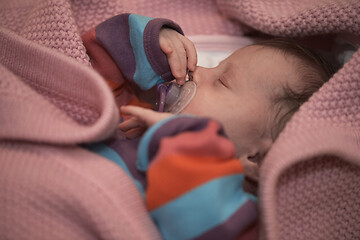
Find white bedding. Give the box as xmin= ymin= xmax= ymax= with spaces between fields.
xmin=189 ymin=34 xmax=359 ymax=69
xmin=188 ymin=35 xmax=255 ymax=68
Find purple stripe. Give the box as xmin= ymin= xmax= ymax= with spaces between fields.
xmin=194 ymin=200 xmax=258 ymax=240
xmin=95 ymin=14 xmax=136 ymax=81
xmin=104 ymin=136 xmax=147 ymax=188
xmin=146 ymin=117 xmax=226 ymax=163
xmin=143 ymin=18 xmax=184 ymax=81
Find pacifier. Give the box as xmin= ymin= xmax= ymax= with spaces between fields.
xmin=155 ymin=73 xmax=197 ymax=114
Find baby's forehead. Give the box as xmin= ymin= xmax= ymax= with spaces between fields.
xmin=225 ymin=46 xmax=279 ymax=77
xmin=226 ymin=45 xmax=302 ymax=136
xmin=227 ymin=46 xmax=298 ymax=92
xmin=227 ymin=45 xmax=295 ymax=66
xmin=230 ymin=44 xmax=274 ymax=57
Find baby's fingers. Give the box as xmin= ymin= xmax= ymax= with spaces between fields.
xmin=118 ymin=115 xmax=147 ymax=139
xmin=159 ymin=29 xmax=188 ymax=84
xmin=167 ymin=36 xmax=197 ymax=84
xmin=180 ymin=35 xmax=197 ymax=72
xmin=120 ymin=106 xmax=155 ymax=127
xmin=121 ymin=105 xmax=173 ymax=127
xmin=160 ymin=39 xmax=174 ymax=55
xmin=124 ymin=127 xmax=145 ymax=139
xmin=118 ymin=117 xmax=144 ymax=132
xmin=163 ymin=41 xmax=187 ymax=84
xmin=169 ymin=52 xmax=187 ymax=85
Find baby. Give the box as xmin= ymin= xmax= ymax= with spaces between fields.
xmin=83 ymin=14 xmax=334 ymax=240
xmin=120 ymin=36 xmax=334 ymax=184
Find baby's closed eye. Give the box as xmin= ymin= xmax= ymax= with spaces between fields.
xmin=218 ymin=76 xmax=230 ymax=89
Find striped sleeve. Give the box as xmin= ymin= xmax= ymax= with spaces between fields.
xmin=137 ymin=116 xmax=258 ymax=240
xmin=83 ymin=13 xmax=183 ymax=90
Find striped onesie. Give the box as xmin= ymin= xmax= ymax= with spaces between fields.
xmin=82 ymin=14 xmax=258 ymax=240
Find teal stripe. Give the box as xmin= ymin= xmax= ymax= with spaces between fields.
xmin=85 ymin=142 xmax=145 ymax=195
xmin=137 ymin=116 xmax=178 ymax=172
xmin=150 ymin=174 xmax=257 ymax=240
xmin=128 ymin=14 xmax=164 ymax=90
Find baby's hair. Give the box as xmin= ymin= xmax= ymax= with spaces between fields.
xmin=255 ymin=38 xmax=336 ymax=140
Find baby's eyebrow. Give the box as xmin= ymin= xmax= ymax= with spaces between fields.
xmin=224 ymin=61 xmax=236 ymax=72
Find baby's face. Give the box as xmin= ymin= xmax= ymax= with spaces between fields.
xmin=182 ymin=45 xmax=299 ymax=160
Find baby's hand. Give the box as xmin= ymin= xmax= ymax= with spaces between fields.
xmin=119 ymin=105 xmax=173 ymax=139
xmin=159 ymin=28 xmax=197 ymax=85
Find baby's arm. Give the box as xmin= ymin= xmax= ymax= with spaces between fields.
xmin=120 ymin=106 xmax=258 ymax=240
xmin=118 ymin=105 xmax=173 ymax=139
xmin=82 ymin=14 xmax=196 ymax=91
xmin=159 ymin=28 xmax=197 ymax=85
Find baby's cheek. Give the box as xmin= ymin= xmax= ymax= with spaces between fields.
xmin=179 ymin=98 xmax=201 ymax=115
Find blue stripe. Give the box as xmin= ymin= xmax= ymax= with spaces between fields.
xmin=85 ymin=142 xmax=145 ymax=195
xmin=150 ymin=174 xmax=257 ymax=240
xmin=128 ymin=14 xmax=164 ymax=90
xmin=137 ymin=116 xmax=178 ymax=172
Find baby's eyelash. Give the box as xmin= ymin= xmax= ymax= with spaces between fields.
xmin=248 ymin=153 xmax=260 ymax=162
xmin=218 ymin=78 xmax=229 ymax=88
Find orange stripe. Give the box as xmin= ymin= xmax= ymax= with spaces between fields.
xmin=146 ymin=121 xmax=243 ymax=211
xmin=147 ymin=154 xmax=243 ymax=211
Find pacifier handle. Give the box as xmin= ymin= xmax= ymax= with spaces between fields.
xmin=156 ymin=83 xmax=167 ymax=112
xmin=155 ymin=71 xmax=194 ymax=112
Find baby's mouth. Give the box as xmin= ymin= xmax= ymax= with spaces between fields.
xmin=155 ymin=78 xmax=197 ymax=114
xmin=164 ymin=81 xmax=197 ymax=113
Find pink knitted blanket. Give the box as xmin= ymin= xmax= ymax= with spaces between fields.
xmin=1 ymin=0 xmax=359 ymax=239
xmin=215 ymin=1 xmax=360 ymax=239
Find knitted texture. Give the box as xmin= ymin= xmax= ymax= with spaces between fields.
xmin=216 ymin=0 xmax=360 ymax=37
xmin=119 ymin=0 xmax=250 ymax=36
xmin=0 ymin=142 xmax=162 ymax=239
xmin=260 ymin=51 xmax=360 ymax=240
xmin=0 ymin=0 xmax=248 ymax=64
xmin=72 ymin=0 xmax=125 ymax=35
xmin=215 ymin=0 xmax=360 ymax=239
xmin=21 ymin=0 xmax=91 ymax=65
xmin=0 ymin=4 xmax=160 ymax=238
xmin=276 ymin=156 xmax=360 ymax=240
xmin=1 ymin=0 xmax=360 ymax=239
xmin=303 ymin=50 xmax=360 ymax=128
xmin=0 ymin=27 xmax=119 ymax=143
xmin=0 ymin=0 xmax=248 ymax=124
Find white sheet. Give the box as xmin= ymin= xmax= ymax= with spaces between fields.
xmin=188 ymin=35 xmax=255 ymax=68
